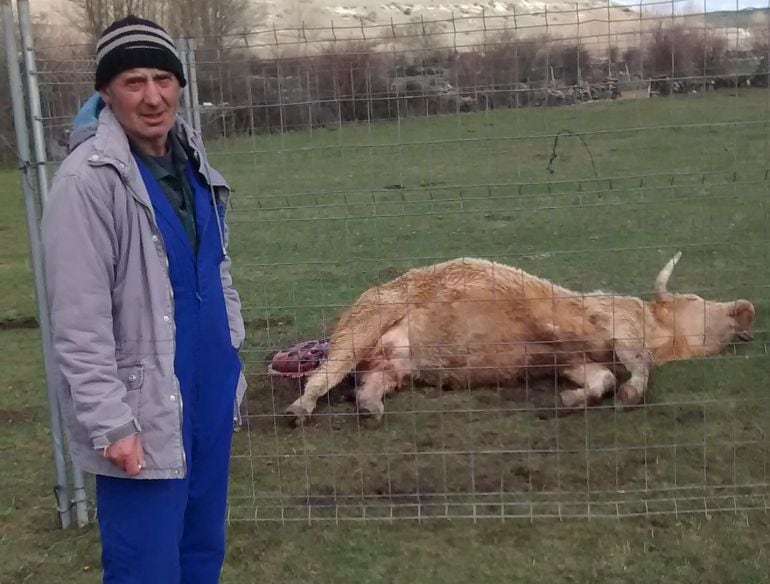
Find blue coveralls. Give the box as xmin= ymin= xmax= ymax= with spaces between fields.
xmin=94 ymin=156 xmax=242 ymax=584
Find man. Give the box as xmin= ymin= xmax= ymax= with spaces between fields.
xmin=41 ymin=15 xmax=246 ymax=584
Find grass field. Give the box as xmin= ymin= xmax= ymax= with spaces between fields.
xmin=2 ymin=88 xmax=770 ymax=582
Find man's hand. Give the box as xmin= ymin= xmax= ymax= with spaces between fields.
xmin=103 ymin=433 xmax=146 ymax=475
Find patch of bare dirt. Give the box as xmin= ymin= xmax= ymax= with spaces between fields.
xmin=246 ymin=314 xmax=295 ymax=330
xmin=0 ymin=316 xmax=38 ymax=330
xmin=0 ymin=407 xmax=42 ymax=424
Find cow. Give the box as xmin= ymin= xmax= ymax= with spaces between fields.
xmin=284 ymin=253 xmax=755 ymax=426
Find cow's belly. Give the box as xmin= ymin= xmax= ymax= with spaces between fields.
xmin=395 ymin=302 xmax=532 ymax=389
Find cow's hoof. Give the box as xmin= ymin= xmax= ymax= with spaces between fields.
xmin=559 ymin=389 xmax=585 ymax=409
xmin=284 ymin=404 xmax=311 ymax=427
xmin=357 ymin=401 xmax=384 ymax=424
xmin=616 ymin=384 xmax=642 ymax=409
xmin=362 ymin=413 xmax=384 ymax=427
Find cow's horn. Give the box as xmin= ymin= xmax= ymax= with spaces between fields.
xmin=655 ymin=251 xmax=682 ymax=297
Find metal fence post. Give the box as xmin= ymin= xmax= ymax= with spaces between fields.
xmin=17 ymin=0 xmax=47 ymax=203
xmin=1 ymin=0 xmax=72 ymax=529
xmin=17 ymin=0 xmax=90 ymax=528
xmin=177 ymin=37 xmax=193 ymax=126
xmin=187 ymin=38 xmax=202 ymax=134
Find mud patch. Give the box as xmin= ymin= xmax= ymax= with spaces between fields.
xmin=0 ymin=316 xmax=38 ymax=330
xmin=247 ymin=314 xmax=295 ymax=330
xmin=646 ymin=404 xmax=705 ymax=425
xmin=674 ymin=406 xmax=705 ymax=424
xmin=416 ymin=435 xmax=437 ymax=450
xmin=468 ymin=380 xmax=585 ymax=419
xmin=372 ymin=485 xmax=433 ymax=505
xmin=243 ymin=372 xmax=356 ymax=417
xmin=0 ymin=407 xmax=42 ymax=424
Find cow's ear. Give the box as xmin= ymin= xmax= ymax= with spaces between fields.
xmin=729 ymin=300 xmax=755 ymax=329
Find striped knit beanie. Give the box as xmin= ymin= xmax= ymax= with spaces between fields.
xmin=94 ymin=15 xmax=187 ymax=90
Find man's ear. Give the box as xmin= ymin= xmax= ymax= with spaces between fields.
xmin=99 ymin=88 xmax=111 ymax=106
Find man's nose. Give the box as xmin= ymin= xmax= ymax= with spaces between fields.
xmin=143 ymin=80 xmax=162 ymax=105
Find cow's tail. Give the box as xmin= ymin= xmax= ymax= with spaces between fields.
xmin=302 ymin=288 xmax=407 ymax=396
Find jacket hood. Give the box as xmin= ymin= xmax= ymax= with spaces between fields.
xmin=68 ymin=92 xmax=104 ymax=152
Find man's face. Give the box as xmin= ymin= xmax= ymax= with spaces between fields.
xmin=100 ymin=67 xmax=180 ymax=155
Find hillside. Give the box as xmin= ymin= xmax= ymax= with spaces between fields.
xmin=705 ymin=6 xmax=770 ymax=28
xmin=255 ymin=0 xmax=648 ymax=54
xmin=30 ymin=1 xmax=763 ymax=55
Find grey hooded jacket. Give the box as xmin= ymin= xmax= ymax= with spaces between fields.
xmin=41 ymin=106 xmax=247 ymax=479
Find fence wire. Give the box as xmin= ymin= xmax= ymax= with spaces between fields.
xmin=22 ymin=0 xmax=770 ymax=524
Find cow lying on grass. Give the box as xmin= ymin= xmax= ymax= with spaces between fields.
xmin=285 ymin=253 xmax=755 ymax=426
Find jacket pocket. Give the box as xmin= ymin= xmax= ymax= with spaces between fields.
xmin=119 ymin=363 xmax=144 ymax=390
xmin=117 ymin=363 xmax=144 ymax=416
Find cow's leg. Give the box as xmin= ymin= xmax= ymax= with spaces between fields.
xmin=612 ymin=342 xmax=652 ymax=407
xmin=559 ymin=363 xmax=616 ymax=407
xmin=355 ymin=334 xmax=412 ymax=422
xmin=285 ymin=366 xmax=342 ymax=424
xmin=355 ymin=370 xmax=400 ymax=421
xmin=285 ymin=327 xmax=404 ymax=425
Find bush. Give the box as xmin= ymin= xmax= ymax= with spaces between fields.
xmin=450 ymin=33 xmax=552 ymax=91
xmin=313 ymin=41 xmax=391 ymax=123
xmin=645 ymin=24 xmax=729 ymax=79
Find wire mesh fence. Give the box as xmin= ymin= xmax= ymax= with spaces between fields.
xmin=19 ymin=0 xmax=770 ymax=524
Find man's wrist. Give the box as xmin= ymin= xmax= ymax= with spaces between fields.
xmin=92 ymin=419 xmax=142 ymax=449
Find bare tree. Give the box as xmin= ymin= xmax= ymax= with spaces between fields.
xmin=62 ymin=0 xmax=167 ymax=42
xmin=62 ymin=0 xmax=264 ymax=47
xmin=0 ymin=13 xmax=90 ymax=164
xmin=646 ymin=23 xmax=729 ymax=79
xmin=400 ymin=16 xmax=447 ymax=61
xmin=165 ymin=0 xmax=266 ymax=50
